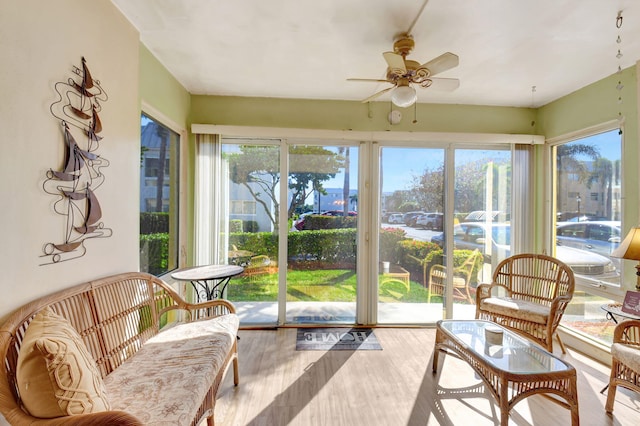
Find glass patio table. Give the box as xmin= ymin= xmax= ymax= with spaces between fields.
xmin=433 ymin=320 xmax=579 ymax=426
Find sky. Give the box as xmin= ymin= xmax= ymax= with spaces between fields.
xmin=323 ymin=146 xmax=511 ymax=193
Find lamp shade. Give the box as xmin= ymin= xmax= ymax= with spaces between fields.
xmin=391 ymin=85 xmax=417 ymax=108
xmin=611 ymin=227 xmax=640 ymax=261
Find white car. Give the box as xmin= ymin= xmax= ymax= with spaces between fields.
xmin=416 ymin=213 xmax=443 ymax=230
xmin=387 ymin=213 xmax=404 ymax=224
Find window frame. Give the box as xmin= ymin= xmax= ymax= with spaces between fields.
xmin=140 ymin=102 xmax=188 ymax=276
xmin=545 ymin=119 xmax=625 ymax=298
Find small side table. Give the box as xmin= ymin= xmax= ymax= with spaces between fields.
xmin=601 ymin=303 xmax=640 ymax=324
xmin=171 ymin=264 xmax=244 ymax=302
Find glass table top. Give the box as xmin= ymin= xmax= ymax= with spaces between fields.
xmin=438 ymin=320 xmax=572 ymax=374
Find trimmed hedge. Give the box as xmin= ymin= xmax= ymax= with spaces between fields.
xmin=228 ymin=228 xmax=358 ymax=264
xmin=298 ymin=215 xmax=357 ymax=230
xmin=140 ymin=233 xmax=169 ymax=276
xmin=288 ymin=229 xmax=357 ymax=263
xmin=140 ymin=212 xmax=169 ymax=234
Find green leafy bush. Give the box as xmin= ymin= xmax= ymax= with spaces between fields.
xmin=140 ymin=212 xmax=169 ymax=234
xmin=140 ymin=233 xmax=169 ymax=275
xmin=299 ymin=215 xmax=356 ymax=230
xmin=288 ymin=229 xmax=357 ymax=263
xmin=243 ymin=220 xmax=259 ymax=232
xmin=229 ymin=219 xmax=243 ymax=233
xmin=397 ymin=239 xmax=440 ymax=277
xmin=379 ymin=227 xmax=407 ymax=264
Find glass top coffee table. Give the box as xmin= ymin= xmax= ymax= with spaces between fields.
xmin=433 ymin=320 xmax=579 ymax=426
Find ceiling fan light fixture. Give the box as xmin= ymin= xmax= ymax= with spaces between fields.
xmin=391 ymin=84 xmax=417 ymax=108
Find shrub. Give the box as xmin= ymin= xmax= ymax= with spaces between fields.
xmin=140 ymin=212 xmax=169 ymax=234
xmin=243 ymin=220 xmax=259 ymax=232
xmin=140 ymin=233 xmax=169 ymax=275
xmin=288 ymin=229 xmax=357 ymax=264
xmin=397 ymin=239 xmax=440 ymax=277
xmin=299 ymin=215 xmax=356 ymax=230
xmin=229 ymin=219 xmax=243 ymax=233
xmin=379 ymin=227 xmax=406 ymax=264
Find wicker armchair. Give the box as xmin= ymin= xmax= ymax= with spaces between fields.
xmin=475 ymin=253 xmax=575 ymax=353
xmin=606 ymin=319 xmax=640 ymax=414
xmin=427 ymin=249 xmax=481 ymax=304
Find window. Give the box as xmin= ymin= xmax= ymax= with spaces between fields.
xmin=139 ymin=113 xmax=180 ymax=276
xmin=552 ymin=126 xmax=622 ymax=346
xmin=231 ymin=200 xmax=257 ymax=215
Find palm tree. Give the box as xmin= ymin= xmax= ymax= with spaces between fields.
xmin=338 ymin=147 xmax=350 ymax=216
xmin=556 ymin=143 xmax=600 ymax=214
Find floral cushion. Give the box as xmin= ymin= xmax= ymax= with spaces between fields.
xmin=479 ymin=297 xmax=550 ymax=325
xmin=103 ymin=314 xmax=238 ymax=426
xmin=16 ymin=307 xmax=110 ymax=418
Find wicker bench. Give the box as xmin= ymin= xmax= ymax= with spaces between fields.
xmin=0 ymin=272 xmax=239 ymax=425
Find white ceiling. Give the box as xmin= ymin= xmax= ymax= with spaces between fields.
xmin=112 ymin=0 xmax=640 ymax=108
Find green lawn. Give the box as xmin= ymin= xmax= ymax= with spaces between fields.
xmin=227 ymin=269 xmax=433 ymax=303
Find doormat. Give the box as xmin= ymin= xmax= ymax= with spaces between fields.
xmin=296 ymin=327 xmax=382 ymax=351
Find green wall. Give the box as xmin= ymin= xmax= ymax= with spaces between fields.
xmin=139 ymin=44 xmax=191 ymax=125
xmin=190 ymin=95 xmax=536 ymax=134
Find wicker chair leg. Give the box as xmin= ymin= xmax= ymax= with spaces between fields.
xmin=605 ymin=382 xmax=617 ymax=414
xmin=555 ymin=332 xmax=567 ymax=354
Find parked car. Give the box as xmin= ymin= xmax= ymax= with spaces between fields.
xmin=387 ymin=213 xmax=404 ymax=224
xmin=403 ymin=211 xmax=426 ymax=227
xmin=416 ymin=213 xmax=443 ymax=230
xmin=556 ymin=221 xmax=621 ymax=257
xmin=463 ymin=210 xmax=505 ymax=222
xmin=322 ymin=210 xmax=357 ymax=216
xmin=431 ymin=222 xmax=618 ymax=278
xmin=565 ymin=215 xmax=609 ymax=222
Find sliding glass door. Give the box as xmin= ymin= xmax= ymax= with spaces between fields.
xmin=378 ymin=146 xmax=511 ymax=323
xmin=286 ymin=143 xmax=359 ymax=324
xmin=202 ymin=135 xmax=516 ymax=326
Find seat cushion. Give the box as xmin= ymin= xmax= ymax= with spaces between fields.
xmin=479 ymin=297 xmax=550 ymax=325
xmin=16 ymin=307 xmax=110 ymax=418
xmin=103 ymin=314 xmax=238 ymax=426
xmin=612 ymin=342 xmax=640 ymax=372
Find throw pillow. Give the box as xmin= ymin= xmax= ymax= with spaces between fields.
xmin=16 ymin=307 xmax=110 ymax=418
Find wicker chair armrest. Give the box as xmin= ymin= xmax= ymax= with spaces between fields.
xmin=8 ymin=410 xmax=143 ymax=426
xmin=549 ymin=293 xmax=573 ymax=312
xmin=613 ymin=319 xmax=640 ymax=345
xmin=476 ymin=282 xmax=509 ymax=299
xmin=183 ymin=298 xmax=237 ymax=322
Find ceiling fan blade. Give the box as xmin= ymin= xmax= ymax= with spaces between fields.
xmin=361 ymin=85 xmax=395 ymax=103
xmin=347 ymin=78 xmax=390 ymax=83
xmin=427 ymin=78 xmax=460 ymax=91
xmin=383 ymin=51 xmax=406 ymax=74
xmin=421 ymin=52 xmax=459 ymax=76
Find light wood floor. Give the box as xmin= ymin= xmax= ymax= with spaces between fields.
xmin=214 ymin=327 xmax=639 ymax=425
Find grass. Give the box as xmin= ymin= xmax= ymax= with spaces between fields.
xmin=226 ymin=269 xmax=435 ymax=303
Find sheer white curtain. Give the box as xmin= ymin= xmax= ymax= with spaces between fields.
xmin=511 ymin=143 xmax=534 ymax=254
xmin=194 ymin=134 xmax=228 ymax=265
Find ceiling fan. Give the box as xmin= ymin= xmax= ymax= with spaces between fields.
xmin=348 ymin=34 xmax=459 ymax=107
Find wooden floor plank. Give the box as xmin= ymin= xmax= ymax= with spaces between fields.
xmin=213 ymin=328 xmax=639 ymax=425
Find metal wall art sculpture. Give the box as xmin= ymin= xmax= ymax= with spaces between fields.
xmin=41 ymin=57 xmax=112 ymax=265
